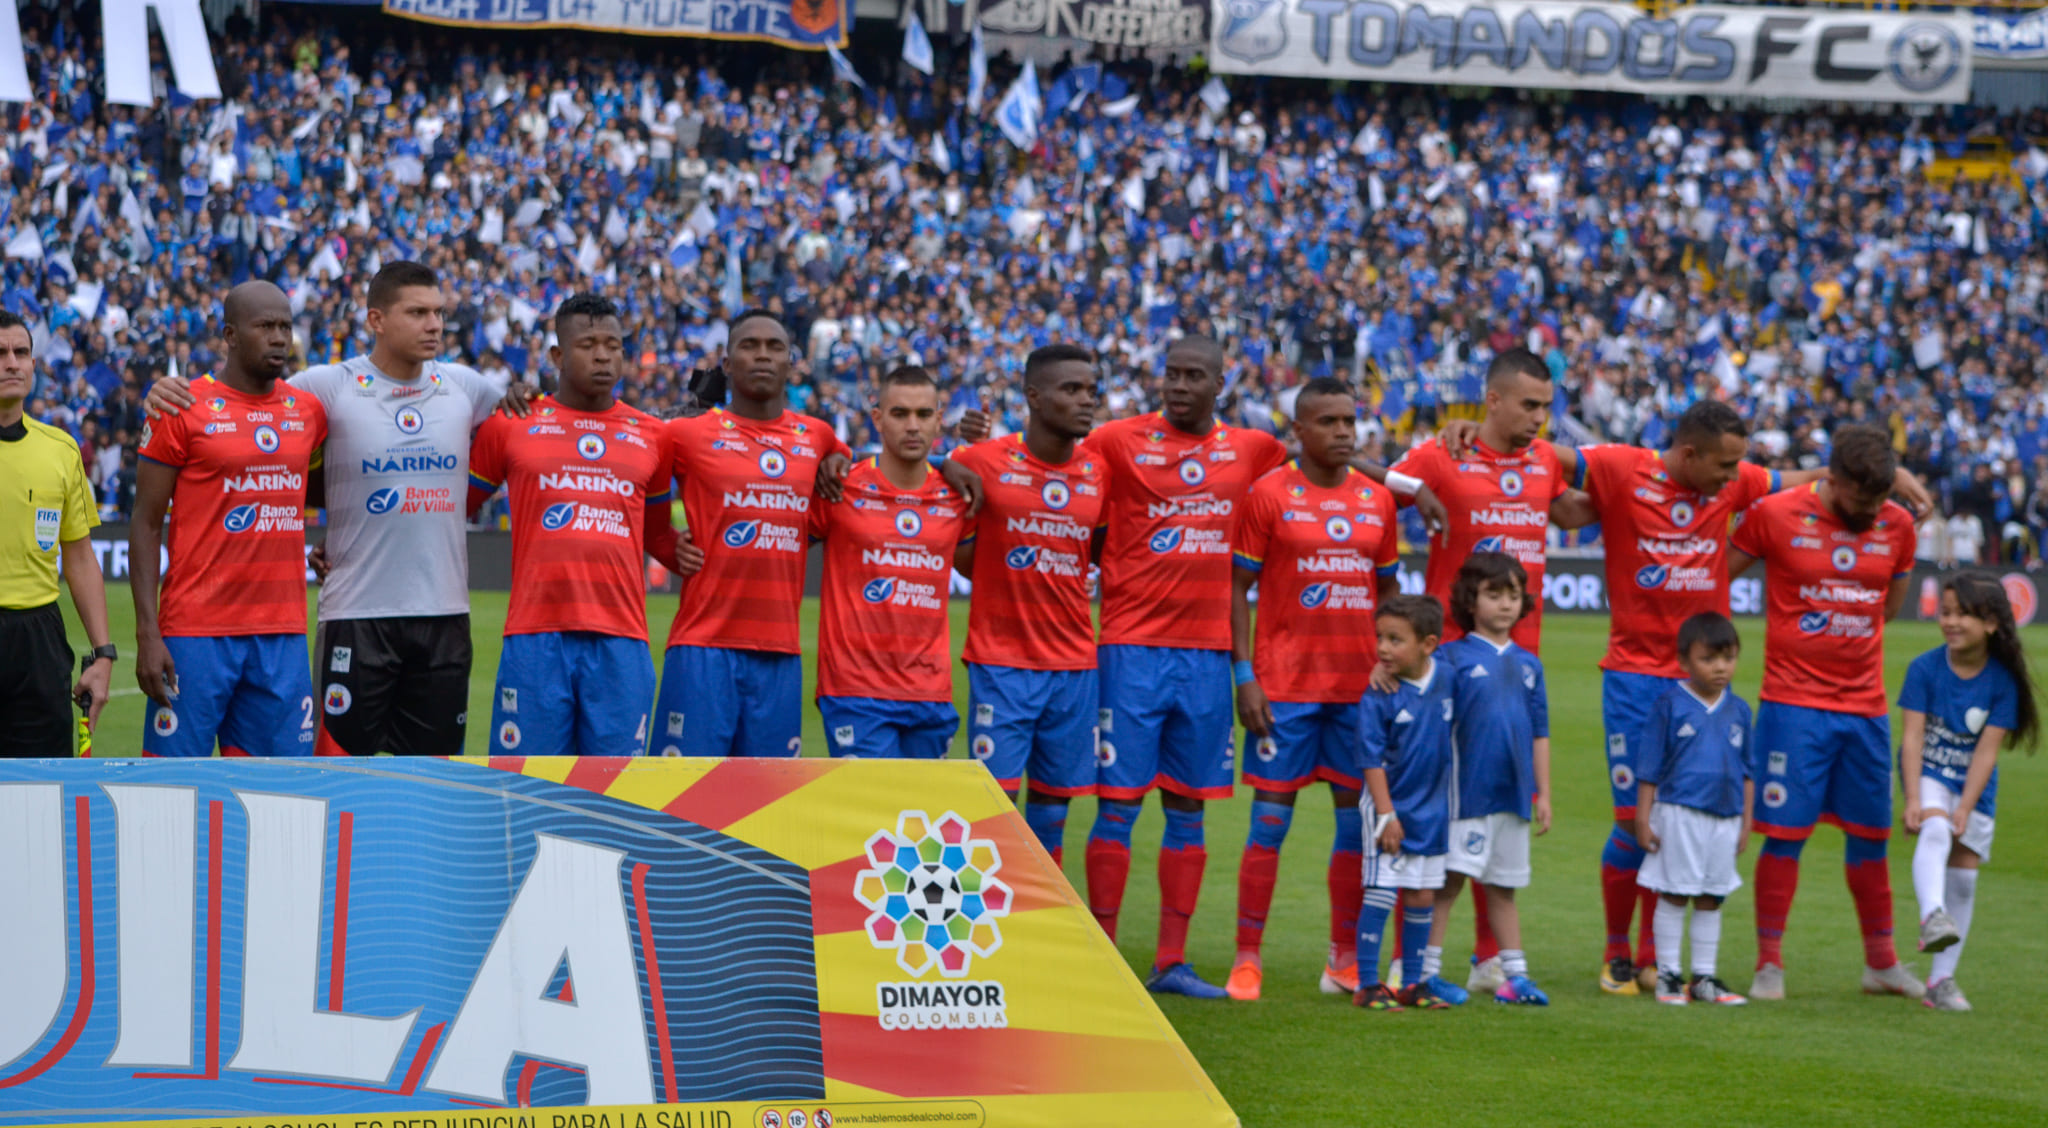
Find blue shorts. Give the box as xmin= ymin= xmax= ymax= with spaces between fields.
xmin=491 ymin=632 xmax=654 ymax=756
xmin=820 ymin=696 xmax=959 ymax=759
xmin=1243 ymin=700 xmax=1364 ymax=793
xmin=143 ymin=635 xmax=316 ymax=758
xmin=1097 ymin=645 xmax=1236 ymax=802
xmin=1603 ymin=669 xmax=1683 ymax=818
xmin=656 ymin=646 xmax=803 ymax=758
xmin=1754 ymin=701 xmax=1892 ymax=841
xmin=966 ymin=663 xmax=1098 ymax=796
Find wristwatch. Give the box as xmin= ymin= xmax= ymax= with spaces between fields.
xmin=81 ymin=644 xmax=117 ymax=674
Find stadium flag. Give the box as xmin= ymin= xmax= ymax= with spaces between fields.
xmin=827 ymin=43 xmax=867 ymax=88
xmin=931 ymin=130 xmax=952 ymax=172
xmin=0 ymin=757 xmax=1238 ymax=1128
xmin=994 ymin=60 xmax=1042 ymax=150
xmin=1198 ymin=75 xmax=1229 ymax=115
xmin=102 ymin=0 xmax=219 ymax=105
xmin=721 ymin=232 xmax=746 ymax=314
xmin=5 ymin=224 xmax=43 ymax=260
xmin=967 ymin=22 xmax=988 ymax=112
xmin=1101 ymin=93 xmax=1140 ymax=116
xmin=902 ymin=10 xmax=935 ymax=76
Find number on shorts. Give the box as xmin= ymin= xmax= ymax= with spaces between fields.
xmin=300 ymin=696 xmax=315 ymax=730
xmin=636 ymin=713 xmax=648 ymax=743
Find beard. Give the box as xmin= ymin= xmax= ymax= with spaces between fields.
xmin=1834 ymin=504 xmax=1878 ymax=533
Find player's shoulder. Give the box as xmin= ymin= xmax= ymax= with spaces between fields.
xmin=1089 ymin=413 xmax=1150 ymax=445
xmin=1876 ymin=499 xmax=1916 ymax=536
xmin=1248 ymin=460 xmax=1296 ymax=491
xmin=287 ymin=362 xmax=348 ymax=399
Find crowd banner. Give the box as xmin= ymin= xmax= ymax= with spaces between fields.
xmin=1208 ymin=1 xmax=1972 ymax=103
xmin=0 ymin=758 xmax=1237 ymax=1128
xmin=978 ymin=0 xmax=1208 ymax=49
xmin=1975 ymin=10 xmax=2048 ymax=64
xmin=380 ymin=0 xmax=851 ymax=49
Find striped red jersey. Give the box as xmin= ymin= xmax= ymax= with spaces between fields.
xmin=1091 ymin=413 xmax=1288 ymax=651
xmin=811 ymin=459 xmax=969 ymax=701
xmin=1391 ymin=436 xmax=1566 ymax=653
xmin=137 ymin=377 xmax=327 ymax=637
xmin=468 ymin=398 xmax=671 ymax=639
xmin=952 ymin=434 xmax=1106 ymax=671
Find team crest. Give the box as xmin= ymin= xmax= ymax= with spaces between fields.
xmin=1217 ymin=0 xmax=1287 ymax=63
xmin=253 ymin=426 xmax=280 ymax=453
xmin=1671 ymin=500 xmax=1696 ymax=528
xmin=1762 ymin=781 xmax=1789 ymax=809
xmin=1325 ymin=515 xmax=1353 ymax=542
xmin=971 ymin=734 xmax=995 ymax=760
xmin=395 ymin=405 xmax=424 ymax=434
xmin=324 ymin=685 xmax=352 ymax=715
xmin=1042 ymin=480 xmax=1071 ymax=510
xmin=1729 ymin=725 xmax=1745 ymax=748
xmin=498 ymin=721 xmax=521 ymax=749
xmin=1255 ymin=736 xmax=1278 ymax=762
xmin=895 ymin=509 xmax=922 ymax=537
xmin=1889 ymin=21 xmax=1961 ymax=93
xmin=1464 ymin=829 xmax=1486 ymax=855
xmin=1610 ymin=764 xmax=1635 ymax=791
xmin=1178 ymin=460 xmax=1205 ymax=485
xmin=577 ymin=434 xmax=607 ymax=460
xmin=1096 ymin=740 xmax=1117 ymax=768
xmin=1831 ymin=546 xmax=1857 ymax=572
xmin=1499 ymin=470 xmax=1524 ymax=498
xmin=152 ymin=708 xmax=178 ymax=737
xmin=760 ymin=449 xmax=788 ymax=478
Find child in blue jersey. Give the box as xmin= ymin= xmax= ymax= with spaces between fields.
xmin=1900 ymin=574 xmax=2040 ymax=1012
xmin=1434 ymin=553 xmax=1553 ymax=1006
xmin=1354 ymin=595 xmax=1465 ymax=1011
xmin=1636 ymin=612 xmax=1753 ymax=1006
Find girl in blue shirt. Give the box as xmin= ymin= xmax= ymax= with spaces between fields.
xmin=1898 ymin=573 xmax=2039 ymax=1012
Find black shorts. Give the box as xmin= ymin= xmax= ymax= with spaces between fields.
xmin=314 ymin=614 xmax=472 ymax=756
xmin=0 ymin=602 xmax=74 ymax=758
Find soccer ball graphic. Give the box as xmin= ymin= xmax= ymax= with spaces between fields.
xmin=855 ymin=810 xmax=1012 ymax=978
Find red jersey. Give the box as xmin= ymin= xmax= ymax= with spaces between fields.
xmin=662 ymin=409 xmax=850 ymax=654
xmin=811 ymin=460 xmax=969 ymax=701
xmin=137 ymin=377 xmax=327 ymax=637
xmin=952 ymin=435 xmax=1106 ymax=671
xmin=1576 ymin=445 xmax=1780 ymax=678
xmin=1730 ymin=485 xmax=1914 ymax=717
xmin=1233 ymin=464 xmax=1399 ymax=702
xmin=1391 ymin=436 xmax=1566 ymax=652
xmin=1092 ymin=413 xmax=1288 ymax=651
xmin=468 ymin=398 xmax=670 ymax=639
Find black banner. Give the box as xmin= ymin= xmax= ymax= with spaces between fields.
xmin=977 ymin=0 xmax=1207 ymax=48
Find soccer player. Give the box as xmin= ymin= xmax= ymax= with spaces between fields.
xmin=1226 ymin=378 xmax=1399 ymax=1002
xmin=1636 ymin=612 xmax=1753 ymax=1007
xmin=950 ymin=344 xmax=1104 ymax=870
xmin=132 ymin=282 xmax=328 ymax=756
xmin=468 ymin=294 xmax=671 ymax=756
xmin=1354 ymin=595 xmax=1464 ymax=1011
xmin=146 ymin=261 xmax=520 ymax=756
xmin=811 ymin=366 xmax=970 ymax=758
xmin=1727 ymin=424 xmax=1921 ymax=1001
xmin=1899 ymin=574 xmax=2039 ymax=1011
xmin=1433 ymin=552 xmax=1551 ymax=1006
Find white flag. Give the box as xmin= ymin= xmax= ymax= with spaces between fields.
xmin=968 ymin=23 xmax=988 ymax=114
xmin=902 ymin=11 xmax=935 ymax=77
xmin=994 ymin=61 xmax=1042 ymax=151
xmin=1198 ymin=77 xmax=1229 ymax=116
xmin=932 ymin=131 xmax=952 ymax=174
xmin=827 ymin=44 xmax=866 ymax=88
xmin=1101 ymin=95 xmax=1139 ymax=117
xmin=5 ymin=225 xmax=42 ymax=260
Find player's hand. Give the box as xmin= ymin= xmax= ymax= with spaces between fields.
xmin=817 ymin=452 xmax=852 ymax=503
xmin=1413 ymin=483 xmax=1447 ymax=539
xmin=1533 ymin=793 xmax=1552 ymax=835
xmin=74 ymin=658 xmax=111 ymax=729
xmin=1892 ymin=467 xmax=1934 ymax=520
xmin=1903 ymin=799 xmax=1925 ymax=833
xmin=1950 ymin=807 xmax=1970 ymax=838
xmin=1437 ymin=418 xmax=1481 ymax=459
xmin=955 ymin=395 xmax=993 ymax=444
xmin=940 ymin=457 xmax=986 ymax=516
xmin=1368 ymin=660 xmax=1400 ymax=694
xmin=1736 ymin=816 xmax=1751 ymax=854
xmin=1235 ymin=681 xmax=1274 ymax=736
xmin=308 ymin=543 xmax=334 ymax=580
xmin=1377 ymin=814 xmax=1404 ymax=855
xmin=143 ymin=376 xmax=197 ymax=419
xmin=1636 ymin=813 xmax=1658 ymax=852
xmin=497 ymin=380 xmax=540 ymax=418
xmin=136 ymin=637 xmax=177 ymax=707
xmin=674 ymin=529 xmax=705 ymax=577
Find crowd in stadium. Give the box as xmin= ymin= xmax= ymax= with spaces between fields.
xmin=12 ymin=5 xmax=2048 ymax=564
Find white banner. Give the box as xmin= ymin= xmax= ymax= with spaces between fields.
xmin=1976 ymin=11 xmax=2048 ymax=62
xmin=1210 ymin=1 xmax=1971 ymax=103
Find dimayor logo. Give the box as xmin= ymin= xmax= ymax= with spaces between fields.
xmin=367 ymin=487 xmax=401 ymax=515
xmin=1218 ymin=0 xmax=1286 ymax=62
xmin=856 ymin=810 xmax=1012 ymax=981
xmin=542 ymin=502 xmax=578 ymax=530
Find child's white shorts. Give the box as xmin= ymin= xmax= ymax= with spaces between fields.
xmin=1919 ymin=776 xmax=1995 ymax=862
xmin=1445 ymin=812 xmax=1530 ymax=888
xmin=1365 ymin=841 xmax=1447 ymax=890
xmin=1638 ymin=802 xmax=1743 ymax=899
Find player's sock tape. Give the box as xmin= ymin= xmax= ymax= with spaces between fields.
xmin=1089 ymin=800 xmax=1142 ymax=848
xmin=1163 ymin=805 xmax=1206 ymax=851
xmin=1246 ymin=801 xmax=1292 ymax=851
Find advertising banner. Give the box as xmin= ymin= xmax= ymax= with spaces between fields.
xmin=0 ymin=758 xmax=1235 ymax=1128
xmin=978 ymin=0 xmax=1208 ymax=49
xmin=1975 ymin=10 xmax=2048 ymax=63
xmin=1209 ymin=1 xmax=1972 ymax=103
xmin=380 ymin=0 xmax=850 ymax=50
xmin=1517 ymin=555 xmax=2040 ymax=627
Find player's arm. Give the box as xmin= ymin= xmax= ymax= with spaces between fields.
xmin=130 ymin=458 xmax=179 ymax=706
xmin=1773 ymin=465 xmax=1933 ymax=518
xmin=1883 ymin=572 xmax=1911 ymax=622
xmin=142 ymin=372 xmax=198 ymax=417
xmin=1229 ymin=564 xmax=1273 ymax=736
xmin=1364 ymin=766 xmax=1401 ymax=854
xmin=1727 ymin=501 xmax=1765 ymax=577
xmin=1633 ymin=697 xmax=1670 ymax=850
xmin=1352 ymin=458 xmax=1446 ymax=536
xmin=1739 ymin=777 xmax=1754 ymax=853
xmin=59 ymin=536 xmax=113 ymax=728
xmin=1548 ymin=488 xmax=1597 ymax=529
xmin=1898 ymin=708 xmax=1929 ymax=832
xmin=1954 ymin=725 xmax=2005 ymax=838
xmin=465 ymin=416 xmax=505 ymax=523
xmin=952 ymin=533 xmax=976 ymax=577
xmin=1532 ymin=736 xmax=1552 ymax=835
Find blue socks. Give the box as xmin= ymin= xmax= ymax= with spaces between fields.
xmin=1357 ymin=888 xmax=1397 ymax=982
xmin=1762 ymin=835 xmax=1806 ymax=862
xmin=1162 ymin=806 xmax=1206 ymax=852
xmin=1246 ymin=800 xmax=1293 ymax=851
xmin=1332 ymin=804 xmax=1363 ymax=857
xmin=1089 ymin=799 xmax=1142 ymax=848
xmin=1401 ymin=907 xmax=1434 ymax=986
xmin=1602 ymin=824 xmax=1646 ymax=869
xmin=1024 ymin=801 xmax=1068 ymax=857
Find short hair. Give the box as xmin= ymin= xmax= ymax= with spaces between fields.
xmin=1830 ymin=423 xmax=1898 ymax=495
xmin=879 ymin=364 xmax=937 ymax=390
xmin=0 ymin=308 xmax=26 ymax=337
xmin=1676 ymin=612 xmax=1740 ymax=659
xmin=1449 ymin=551 xmax=1535 ymax=632
xmin=1294 ymin=377 xmax=1356 ymax=418
xmin=1165 ymin=334 xmax=1224 ymax=372
xmin=554 ymin=292 xmax=621 ymax=333
xmin=1377 ymin=594 xmax=1444 ymax=640
xmin=1672 ymin=399 xmax=1748 ymax=449
xmin=730 ymin=307 xmax=789 ymax=340
xmin=366 ymin=261 xmax=439 ymax=311
xmin=1025 ymin=343 xmax=1095 ymax=387
xmin=1486 ymin=347 xmax=1550 ymax=388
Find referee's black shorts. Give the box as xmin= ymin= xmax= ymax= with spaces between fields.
xmin=314 ymin=614 xmax=472 ymax=756
xmin=0 ymin=602 xmax=74 ymax=757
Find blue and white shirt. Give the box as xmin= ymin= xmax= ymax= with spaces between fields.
xmin=1441 ymin=635 xmax=1548 ymax=821
xmin=1899 ymin=647 xmax=2018 ymax=817
xmin=1357 ymin=658 xmax=1455 ymax=856
xmin=1638 ymin=684 xmax=1752 ymax=820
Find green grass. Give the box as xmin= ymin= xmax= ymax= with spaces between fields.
xmin=61 ymin=589 xmax=2048 ymax=1126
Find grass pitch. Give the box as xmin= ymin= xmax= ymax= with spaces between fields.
xmin=63 ymin=588 xmax=2048 ymax=1126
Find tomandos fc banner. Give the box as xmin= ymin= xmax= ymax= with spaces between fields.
xmin=1209 ymin=0 xmax=1971 ymax=103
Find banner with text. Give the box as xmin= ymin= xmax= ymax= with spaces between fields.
xmin=979 ymin=0 xmax=1207 ymax=49
xmin=1209 ymin=1 xmax=1971 ymax=103
xmin=380 ymin=0 xmax=850 ymax=49
xmin=1975 ymin=10 xmax=2048 ymax=63
xmin=0 ymin=758 xmax=1234 ymax=1128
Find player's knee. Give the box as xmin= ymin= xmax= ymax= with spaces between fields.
xmin=1661 ymin=893 xmax=1690 ymax=908
xmin=1246 ymin=799 xmax=1294 ymax=851
xmin=1693 ymin=895 xmax=1722 ymax=911
xmin=1252 ymin=788 xmax=1298 ymax=808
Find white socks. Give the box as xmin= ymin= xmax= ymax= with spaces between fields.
xmin=1913 ymin=815 xmax=1954 ymax=920
xmin=1689 ymin=907 xmax=1721 ymax=979
xmin=1421 ymin=945 xmax=1443 ymax=979
xmin=1654 ymin=899 xmax=1686 ymax=975
xmin=1500 ymin=949 xmax=1529 ymax=978
xmin=1930 ymin=868 xmax=1978 ymax=984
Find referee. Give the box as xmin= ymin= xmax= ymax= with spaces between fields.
xmin=0 ymin=309 xmax=115 ymax=755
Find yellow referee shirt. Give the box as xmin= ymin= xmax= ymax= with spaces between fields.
xmin=0 ymin=416 xmax=98 ymax=609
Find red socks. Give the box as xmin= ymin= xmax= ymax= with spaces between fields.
xmin=1845 ymin=858 xmax=1899 ymax=969
xmin=1085 ymin=840 xmax=1131 ymax=940
xmin=1234 ymin=845 xmax=1279 ymax=955
xmin=1328 ymin=850 xmax=1363 ymax=963
xmin=1600 ymin=863 xmax=1639 ymax=962
xmin=1754 ymin=851 xmax=1800 ymax=968
xmin=1633 ymin=885 xmax=1660 ymax=968
xmin=1472 ymin=885 xmax=1501 ymax=962
xmin=1157 ymin=846 xmax=1207 ymax=969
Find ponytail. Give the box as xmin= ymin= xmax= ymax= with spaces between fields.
xmin=1944 ymin=573 xmax=2040 ymax=753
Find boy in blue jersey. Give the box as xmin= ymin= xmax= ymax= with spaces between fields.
xmin=1355 ymin=595 xmax=1466 ymax=1011
xmin=1636 ymin=613 xmax=1754 ymax=1006
xmin=1434 ymin=553 xmax=1552 ymax=1005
